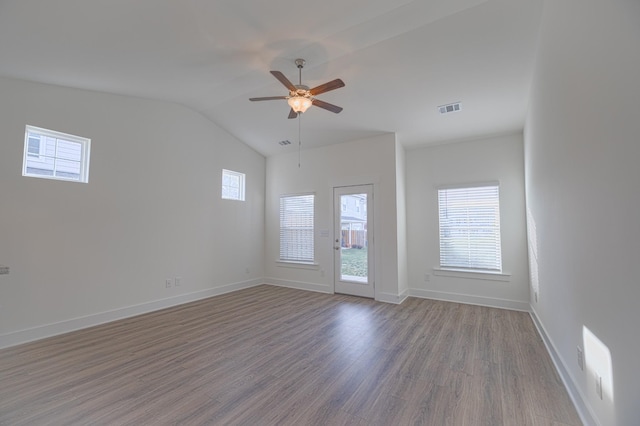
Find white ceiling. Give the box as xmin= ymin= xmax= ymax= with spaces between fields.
xmin=0 ymin=0 xmax=543 ymax=157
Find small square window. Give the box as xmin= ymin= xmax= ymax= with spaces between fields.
xmin=22 ymin=125 xmax=91 ymax=183
xmin=222 ymin=169 xmax=245 ymax=201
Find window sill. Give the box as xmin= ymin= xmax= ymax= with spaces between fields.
xmin=276 ymin=261 xmax=319 ymax=270
xmin=433 ymin=268 xmax=511 ymax=282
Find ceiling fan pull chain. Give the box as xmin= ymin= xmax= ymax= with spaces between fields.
xmin=298 ymin=113 xmax=302 ymax=168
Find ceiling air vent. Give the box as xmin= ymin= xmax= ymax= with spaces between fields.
xmin=438 ymin=102 xmax=462 ymax=114
xmin=279 ymin=140 xmax=291 ymax=146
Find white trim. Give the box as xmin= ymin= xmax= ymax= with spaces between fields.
xmin=436 ymin=180 xmax=500 ymax=190
xmin=279 ymin=192 xmax=315 ymax=264
xmin=409 ymin=288 xmax=529 ymax=311
xmin=529 ymin=307 xmax=599 ymax=426
xmin=376 ymin=289 xmax=409 ymax=305
xmin=433 ymin=268 xmax=511 ymax=282
xmin=275 ymin=260 xmax=319 ymax=270
xmin=398 ymin=289 xmax=409 ymax=304
xmin=334 ymin=184 xmax=375 ymax=299
xmin=264 ymin=278 xmax=331 ymax=294
xmin=0 ymin=278 xmax=263 ymax=350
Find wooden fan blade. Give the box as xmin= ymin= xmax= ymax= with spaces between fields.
xmin=312 ymin=98 xmax=343 ymax=114
xmin=270 ymin=71 xmax=297 ymax=91
xmin=309 ymin=79 xmax=345 ymax=96
xmin=249 ymin=96 xmax=288 ymax=101
xmin=288 ymin=109 xmax=299 ymax=119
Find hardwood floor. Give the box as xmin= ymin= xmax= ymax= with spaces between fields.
xmin=0 ymin=285 xmax=581 ymax=425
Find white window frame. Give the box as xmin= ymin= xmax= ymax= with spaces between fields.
xmin=221 ymin=169 xmax=245 ymax=201
xmin=22 ymin=125 xmax=91 ymax=183
xmin=437 ymin=184 xmax=503 ymax=273
xmin=279 ymin=193 xmax=315 ymax=264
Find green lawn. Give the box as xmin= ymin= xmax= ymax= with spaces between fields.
xmin=341 ymin=247 xmax=368 ymax=277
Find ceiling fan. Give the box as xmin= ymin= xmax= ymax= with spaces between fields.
xmin=250 ymin=58 xmax=345 ymax=119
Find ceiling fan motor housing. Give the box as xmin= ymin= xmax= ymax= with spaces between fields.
xmin=290 ymin=86 xmax=311 ymax=98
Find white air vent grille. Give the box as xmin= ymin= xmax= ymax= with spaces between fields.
xmin=438 ymin=102 xmax=462 ymax=114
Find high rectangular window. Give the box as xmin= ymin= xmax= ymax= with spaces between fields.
xmin=438 ymin=185 xmax=502 ymax=272
xmin=280 ymin=194 xmax=314 ymax=263
xmin=22 ymin=125 xmax=91 ymax=183
xmin=221 ymin=169 xmax=245 ymax=201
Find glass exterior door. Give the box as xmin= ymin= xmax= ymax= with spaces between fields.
xmin=334 ymin=185 xmax=374 ymax=298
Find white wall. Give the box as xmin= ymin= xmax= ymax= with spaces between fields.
xmin=525 ymin=1 xmax=640 ymax=425
xmin=0 ymin=77 xmax=265 ymax=347
xmin=406 ymin=133 xmax=530 ymax=311
xmin=264 ymin=133 xmax=405 ymax=303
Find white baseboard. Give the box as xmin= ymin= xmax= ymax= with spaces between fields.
xmin=0 ymin=278 xmax=263 ymax=350
xmin=408 ymin=288 xmax=529 ymax=312
xmin=263 ymin=278 xmax=332 ymax=294
xmin=377 ymin=289 xmax=409 ymax=304
xmin=529 ymin=307 xmax=599 ymax=426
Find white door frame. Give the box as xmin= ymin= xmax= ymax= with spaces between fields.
xmin=333 ymin=184 xmax=374 ymax=298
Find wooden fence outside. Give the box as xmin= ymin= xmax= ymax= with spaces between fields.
xmin=341 ymin=229 xmax=367 ymax=248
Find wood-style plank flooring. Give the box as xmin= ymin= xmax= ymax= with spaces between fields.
xmin=0 ymin=285 xmax=581 ymax=425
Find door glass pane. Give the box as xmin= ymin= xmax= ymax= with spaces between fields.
xmin=340 ymin=193 xmax=367 ymax=282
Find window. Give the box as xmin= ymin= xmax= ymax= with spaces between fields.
xmin=27 ymin=134 xmax=44 ymax=158
xmin=280 ymin=194 xmax=314 ymax=263
xmin=22 ymin=125 xmax=91 ymax=183
xmin=438 ymin=185 xmax=502 ymax=272
xmin=221 ymin=169 xmax=245 ymax=201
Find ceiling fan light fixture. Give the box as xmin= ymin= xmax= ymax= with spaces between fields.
xmin=287 ymin=96 xmax=312 ymax=113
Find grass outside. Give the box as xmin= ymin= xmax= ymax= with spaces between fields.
xmin=341 ymin=247 xmax=367 ymax=277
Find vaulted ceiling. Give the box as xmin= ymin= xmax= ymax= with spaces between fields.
xmin=0 ymin=0 xmax=542 ymax=156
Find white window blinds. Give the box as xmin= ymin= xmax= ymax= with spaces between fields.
xmin=280 ymin=194 xmax=314 ymax=263
xmin=438 ymin=185 xmax=502 ymax=271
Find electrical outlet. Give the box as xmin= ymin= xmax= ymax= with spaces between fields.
xmin=577 ymin=346 xmax=584 ymax=371
xmin=175 ymin=277 xmax=181 ymax=287
xmin=595 ymin=374 xmax=603 ymax=400
xmin=165 ymin=279 xmax=172 ymax=288
xmin=424 ymin=274 xmax=431 ymax=282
